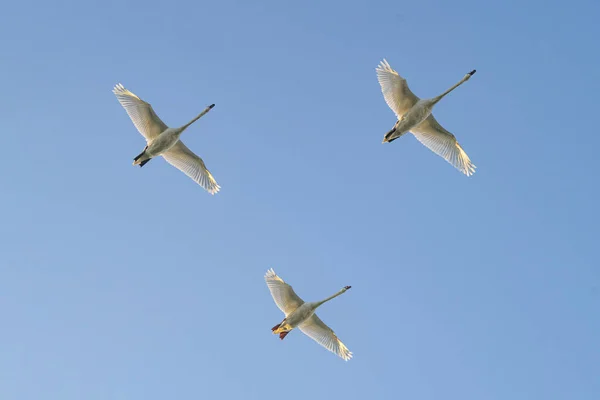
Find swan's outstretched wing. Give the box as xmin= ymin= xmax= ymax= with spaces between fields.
xmin=161 ymin=141 xmax=221 ymax=194
xmin=264 ymin=269 xmax=304 ymax=316
xmin=298 ymin=314 xmax=352 ymax=361
xmin=411 ymin=114 xmax=476 ymax=176
xmin=376 ymin=59 xmax=420 ymax=119
xmin=113 ymin=83 xmax=168 ymax=142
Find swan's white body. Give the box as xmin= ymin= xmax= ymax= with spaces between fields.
xmin=376 ymin=59 xmax=477 ymax=176
xmin=113 ymin=84 xmax=220 ymax=194
xmin=265 ymin=269 xmax=353 ymax=361
xmin=142 ymin=127 xmax=186 ymax=159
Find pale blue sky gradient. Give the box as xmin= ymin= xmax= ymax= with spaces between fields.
xmin=1 ymin=0 xmax=599 ymax=399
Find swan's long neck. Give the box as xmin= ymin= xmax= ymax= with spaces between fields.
xmin=180 ymin=104 xmax=215 ymax=131
xmin=432 ymin=70 xmax=476 ymax=104
xmin=314 ymin=289 xmax=346 ymax=308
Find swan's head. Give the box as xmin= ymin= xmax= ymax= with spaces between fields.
xmin=343 ymin=286 xmax=351 ymax=291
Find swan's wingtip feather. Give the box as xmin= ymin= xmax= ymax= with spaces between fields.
xmin=207 ymin=183 xmax=221 ymax=195
xmin=376 ymin=58 xmax=397 ymax=76
xmin=265 ymin=268 xmax=277 ymax=278
xmin=113 ymin=83 xmax=129 ymax=96
xmin=341 ymin=348 xmax=353 ymax=361
xmin=452 ymin=142 xmax=476 ymax=177
xmin=462 ymin=163 xmax=476 ymax=176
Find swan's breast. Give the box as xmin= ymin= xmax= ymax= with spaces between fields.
xmin=147 ymin=129 xmax=181 ymax=156
xmin=400 ymin=101 xmax=433 ymax=132
xmin=286 ymin=303 xmax=315 ymax=327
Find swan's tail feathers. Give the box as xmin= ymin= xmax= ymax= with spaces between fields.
xmin=133 ymin=147 xmax=147 ymax=161
xmin=383 ymin=130 xmax=403 ymax=143
xmin=271 ymin=323 xmax=281 ymax=332
xmin=279 ymin=331 xmax=290 ymax=340
xmin=133 ymin=147 xmax=151 ymax=167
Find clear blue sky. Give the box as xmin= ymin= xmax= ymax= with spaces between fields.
xmin=1 ymin=0 xmax=598 ymax=399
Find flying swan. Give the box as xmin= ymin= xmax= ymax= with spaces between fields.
xmin=265 ymin=268 xmax=353 ymax=361
xmin=113 ymin=84 xmax=220 ymax=194
xmin=376 ymin=59 xmax=477 ymax=176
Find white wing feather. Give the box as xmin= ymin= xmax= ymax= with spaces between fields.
xmin=113 ymin=84 xmax=168 ymax=141
xmin=264 ymin=269 xmax=304 ymax=316
xmin=411 ymin=114 xmax=476 ymax=176
xmin=376 ymin=59 xmax=420 ymax=119
xmin=298 ymin=314 xmax=353 ymax=361
xmin=161 ymin=141 xmax=221 ymax=194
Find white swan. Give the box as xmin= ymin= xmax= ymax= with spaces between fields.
xmin=265 ymin=268 xmax=353 ymax=361
xmin=113 ymin=84 xmax=220 ymax=194
xmin=376 ymin=59 xmax=477 ymax=176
